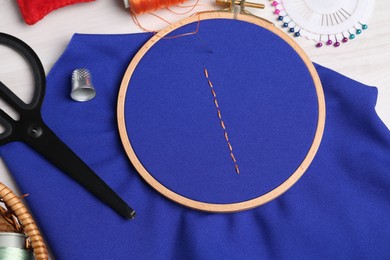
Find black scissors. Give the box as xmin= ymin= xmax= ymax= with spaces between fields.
xmin=0 ymin=33 xmax=135 ymax=220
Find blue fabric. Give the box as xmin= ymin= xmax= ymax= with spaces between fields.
xmin=0 ymin=22 xmax=389 ymax=259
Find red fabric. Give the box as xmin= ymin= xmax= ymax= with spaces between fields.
xmin=16 ymin=0 xmax=95 ymax=25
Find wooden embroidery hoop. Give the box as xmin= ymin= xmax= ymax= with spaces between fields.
xmin=117 ymin=7 xmax=326 ymax=213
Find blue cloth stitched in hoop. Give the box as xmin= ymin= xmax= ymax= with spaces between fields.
xmin=124 ymin=19 xmax=319 ymax=204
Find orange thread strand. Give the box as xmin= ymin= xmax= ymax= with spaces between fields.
xmin=227 ymin=142 xmax=233 ymax=151
xmin=130 ymin=10 xmax=157 ymax=32
xmin=176 ymin=2 xmax=206 ymax=8
xmin=231 ymin=153 xmax=237 ymax=162
xmin=156 ymin=14 xmax=201 ymax=39
xmin=149 ymin=12 xmax=172 ymax=25
xmin=214 ymin=99 xmax=219 ymax=108
xmin=130 ymin=11 xmax=171 ymax=33
xmin=166 ymin=0 xmax=200 ymax=15
xmin=128 ymin=0 xmax=203 ymax=34
xmin=220 ymin=121 xmax=226 ymax=129
xmin=130 ymin=11 xmax=201 ymax=40
xmin=204 ymin=68 xmax=240 ymax=175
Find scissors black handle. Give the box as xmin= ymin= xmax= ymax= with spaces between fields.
xmin=0 ymin=32 xmax=45 ymax=144
xmin=0 ymin=33 xmax=135 ymax=219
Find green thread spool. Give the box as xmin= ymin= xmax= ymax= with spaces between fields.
xmin=0 ymin=233 xmax=33 ymax=260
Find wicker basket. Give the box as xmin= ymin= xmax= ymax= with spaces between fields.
xmin=0 ymin=182 xmax=48 ymax=260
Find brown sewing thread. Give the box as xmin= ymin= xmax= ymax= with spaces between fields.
xmin=131 ymin=12 xmax=201 ymax=39
xmin=204 ymin=68 xmax=240 ymax=174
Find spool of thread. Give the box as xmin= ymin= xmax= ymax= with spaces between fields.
xmin=0 ymin=233 xmax=33 ymax=260
xmin=123 ymin=0 xmax=186 ymax=15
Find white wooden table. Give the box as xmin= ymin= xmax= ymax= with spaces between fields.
xmin=0 ymin=0 xmax=388 ymax=213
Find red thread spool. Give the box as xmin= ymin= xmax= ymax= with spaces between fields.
xmin=124 ymin=0 xmax=186 ymax=14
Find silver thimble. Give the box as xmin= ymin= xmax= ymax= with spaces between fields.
xmin=71 ymin=68 xmax=96 ymax=102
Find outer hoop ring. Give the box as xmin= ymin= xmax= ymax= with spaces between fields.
xmin=117 ymin=12 xmax=326 ymax=213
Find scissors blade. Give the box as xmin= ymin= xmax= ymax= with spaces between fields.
xmin=21 ymin=120 xmax=135 ymax=220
